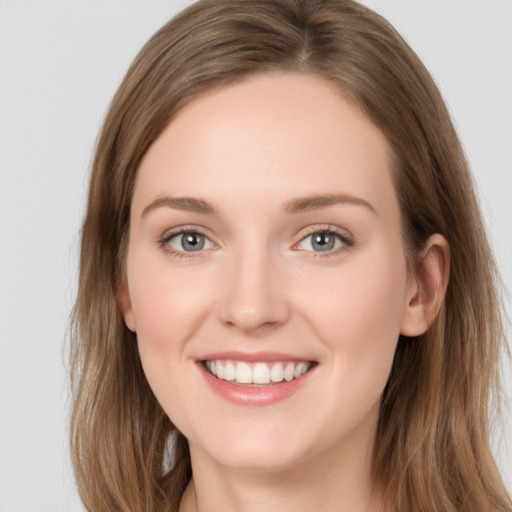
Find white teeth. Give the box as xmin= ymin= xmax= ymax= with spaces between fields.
xmin=294 ymin=362 xmax=308 ymax=378
xmin=284 ymin=363 xmax=295 ymax=381
xmin=206 ymin=360 xmax=312 ymax=385
xmin=224 ymin=362 xmax=236 ymax=381
xmin=253 ymin=363 xmax=271 ymax=384
xmin=235 ymin=362 xmax=252 ymax=384
xmin=270 ymin=362 xmax=284 ymax=382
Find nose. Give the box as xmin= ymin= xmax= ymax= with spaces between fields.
xmin=218 ymin=245 xmax=290 ymax=334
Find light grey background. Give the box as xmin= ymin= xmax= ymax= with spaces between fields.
xmin=0 ymin=1 xmax=510 ymax=510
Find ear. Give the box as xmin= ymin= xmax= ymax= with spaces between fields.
xmin=400 ymin=234 xmax=450 ymax=337
xmin=117 ymin=282 xmax=136 ymax=332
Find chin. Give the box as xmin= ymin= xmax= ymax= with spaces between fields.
xmin=189 ymin=426 xmax=316 ymax=473
xmin=212 ymin=446 xmax=305 ymax=473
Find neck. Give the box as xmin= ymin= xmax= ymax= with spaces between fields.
xmin=179 ymin=423 xmax=383 ymax=512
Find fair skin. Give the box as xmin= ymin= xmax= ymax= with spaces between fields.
xmin=120 ymin=72 xmax=449 ymax=512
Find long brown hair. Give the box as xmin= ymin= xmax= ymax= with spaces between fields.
xmin=70 ymin=1 xmax=511 ymax=510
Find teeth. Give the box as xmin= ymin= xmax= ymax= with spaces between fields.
xmin=270 ymin=362 xmax=284 ymax=382
xmin=236 ymin=362 xmax=252 ymax=384
xmin=294 ymin=362 xmax=308 ymax=378
xmin=253 ymin=363 xmax=270 ymax=384
xmin=206 ymin=360 xmax=312 ymax=385
xmin=224 ymin=362 xmax=236 ymax=381
xmin=284 ymin=362 xmax=295 ymax=381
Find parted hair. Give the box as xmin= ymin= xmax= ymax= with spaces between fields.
xmin=70 ymin=1 xmax=511 ymax=510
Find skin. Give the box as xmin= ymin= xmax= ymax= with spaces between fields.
xmin=120 ymin=72 xmax=449 ymax=512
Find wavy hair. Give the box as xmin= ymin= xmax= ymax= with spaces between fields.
xmin=70 ymin=1 xmax=511 ymax=510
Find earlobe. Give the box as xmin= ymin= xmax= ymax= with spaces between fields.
xmin=400 ymin=234 xmax=450 ymax=337
xmin=117 ymin=283 xmax=136 ymax=332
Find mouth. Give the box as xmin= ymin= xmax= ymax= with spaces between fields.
xmin=201 ymin=359 xmax=316 ymax=387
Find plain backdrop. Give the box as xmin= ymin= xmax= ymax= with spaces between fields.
xmin=0 ymin=1 xmax=511 ymax=510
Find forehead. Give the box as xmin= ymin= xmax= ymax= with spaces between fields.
xmin=134 ymin=72 xmax=398 ymax=221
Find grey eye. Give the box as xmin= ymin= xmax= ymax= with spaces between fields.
xmin=169 ymin=232 xmax=211 ymax=252
xmin=298 ymin=231 xmax=343 ymax=252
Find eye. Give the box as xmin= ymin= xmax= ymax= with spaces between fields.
xmin=168 ymin=231 xmax=214 ymax=252
xmin=297 ymin=230 xmax=349 ymax=253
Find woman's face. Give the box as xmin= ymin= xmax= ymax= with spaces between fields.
xmin=122 ymin=73 xmax=419 ymax=473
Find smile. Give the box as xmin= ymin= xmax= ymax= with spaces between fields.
xmin=198 ymin=353 xmax=318 ymax=406
xmin=204 ymin=360 xmax=312 ymax=386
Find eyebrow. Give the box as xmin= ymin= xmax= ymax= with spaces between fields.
xmin=141 ymin=193 xmax=377 ymax=217
xmin=142 ymin=196 xmax=219 ymax=217
xmin=284 ymin=194 xmax=377 ymax=215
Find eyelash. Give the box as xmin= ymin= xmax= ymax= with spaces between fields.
xmin=294 ymin=225 xmax=353 ymax=259
xmin=158 ymin=225 xmax=353 ymax=260
xmin=158 ymin=227 xmax=214 ymax=260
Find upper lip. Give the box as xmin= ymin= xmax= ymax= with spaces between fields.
xmin=197 ymin=351 xmax=316 ymax=363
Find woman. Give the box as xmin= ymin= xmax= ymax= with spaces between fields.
xmin=70 ymin=0 xmax=511 ymax=510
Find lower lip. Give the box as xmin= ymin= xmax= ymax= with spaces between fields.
xmin=197 ymin=362 xmax=315 ymax=406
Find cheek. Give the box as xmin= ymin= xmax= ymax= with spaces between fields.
xmin=301 ymin=245 xmax=408 ymax=379
xmin=125 ymin=252 xmax=216 ymax=404
xmin=126 ymin=257 xmax=214 ymax=425
xmin=128 ymin=254 xmax=211 ymax=344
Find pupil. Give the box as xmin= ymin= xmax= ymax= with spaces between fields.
xmin=183 ymin=233 xmax=204 ymax=251
xmin=312 ymin=232 xmax=334 ymax=251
